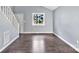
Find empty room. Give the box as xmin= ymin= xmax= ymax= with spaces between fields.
xmin=0 ymin=6 xmax=79 ymax=53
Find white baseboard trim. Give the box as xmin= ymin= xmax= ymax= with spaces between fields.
xmin=54 ymin=33 xmax=79 ymax=52
xmin=20 ymin=32 xmax=53 ymax=34
xmin=0 ymin=35 xmax=19 ymax=52
xmin=1 ymin=32 xmax=78 ymax=52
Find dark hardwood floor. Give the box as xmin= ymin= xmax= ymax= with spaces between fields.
xmin=2 ymin=34 xmax=77 ymax=53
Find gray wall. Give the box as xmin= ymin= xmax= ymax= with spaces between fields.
xmin=54 ymin=6 xmax=79 ymax=48
xmin=13 ymin=6 xmax=53 ymax=33
xmin=0 ymin=32 xmax=3 ymax=49
xmin=0 ymin=10 xmax=19 ymax=50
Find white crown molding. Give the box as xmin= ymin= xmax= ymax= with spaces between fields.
xmin=43 ymin=6 xmax=58 ymax=11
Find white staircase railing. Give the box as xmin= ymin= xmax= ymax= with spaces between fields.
xmin=0 ymin=6 xmax=19 ymax=33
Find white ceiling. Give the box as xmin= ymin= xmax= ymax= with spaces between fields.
xmin=43 ymin=6 xmax=58 ymax=11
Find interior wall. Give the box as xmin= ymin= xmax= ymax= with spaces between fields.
xmin=0 ymin=32 xmax=3 ymax=49
xmin=54 ymin=6 xmax=79 ymax=48
xmin=0 ymin=10 xmax=19 ymax=51
xmin=13 ymin=6 xmax=53 ymax=33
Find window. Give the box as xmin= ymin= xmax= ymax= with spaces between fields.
xmin=32 ymin=13 xmax=45 ymax=26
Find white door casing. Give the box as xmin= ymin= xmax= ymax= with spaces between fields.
xmin=15 ymin=13 xmax=24 ymax=33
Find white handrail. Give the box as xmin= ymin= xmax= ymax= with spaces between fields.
xmin=0 ymin=6 xmax=19 ymax=32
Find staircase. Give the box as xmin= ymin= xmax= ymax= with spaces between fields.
xmin=0 ymin=6 xmax=19 ymax=52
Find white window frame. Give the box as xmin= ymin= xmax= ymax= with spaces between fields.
xmin=32 ymin=13 xmax=45 ymax=26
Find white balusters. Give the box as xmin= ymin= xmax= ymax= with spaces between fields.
xmin=0 ymin=6 xmax=19 ymax=32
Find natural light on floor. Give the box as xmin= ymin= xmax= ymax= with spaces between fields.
xmin=32 ymin=35 xmax=45 ymax=53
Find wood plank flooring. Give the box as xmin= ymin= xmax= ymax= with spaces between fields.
xmin=2 ymin=34 xmax=78 ymax=53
